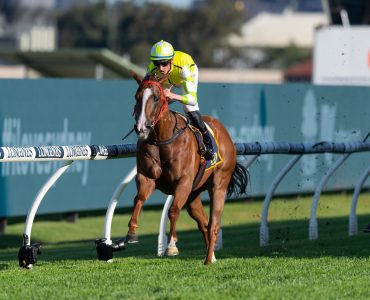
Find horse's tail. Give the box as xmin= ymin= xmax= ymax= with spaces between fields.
xmin=227 ymin=162 xmax=249 ymax=197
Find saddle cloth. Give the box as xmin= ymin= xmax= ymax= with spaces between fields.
xmin=174 ymin=111 xmax=223 ymax=190
xmin=188 ymin=123 xmax=223 ymax=170
xmin=175 ymin=111 xmax=222 ymax=169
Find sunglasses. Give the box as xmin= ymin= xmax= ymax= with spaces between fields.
xmin=153 ymin=60 xmax=171 ymax=67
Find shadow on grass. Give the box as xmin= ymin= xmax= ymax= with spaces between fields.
xmin=2 ymin=214 xmax=370 ymax=266
xmin=0 ymin=234 xmax=22 ymax=249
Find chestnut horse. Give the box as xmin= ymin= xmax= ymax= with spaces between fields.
xmin=126 ymin=74 xmax=248 ymax=265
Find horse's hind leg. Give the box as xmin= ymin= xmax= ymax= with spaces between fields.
xmin=205 ymin=188 xmax=227 ymax=265
xmin=126 ymin=174 xmax=155 ymax=243
xmin=186 ymin=192 xmax=209 ymax=248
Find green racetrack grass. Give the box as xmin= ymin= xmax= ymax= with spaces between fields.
xmin=1 ymin=193 xmax=370 ymax=299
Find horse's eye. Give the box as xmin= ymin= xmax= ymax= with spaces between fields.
xmin=153 ymin=96 xmax=160 ymax=103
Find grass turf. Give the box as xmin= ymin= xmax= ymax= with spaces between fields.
xmin=1 ymin=193 xmax=370 ymax=299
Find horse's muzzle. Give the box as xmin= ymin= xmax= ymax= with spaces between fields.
xmin=134 ymin=123 xmax=151 ymax=140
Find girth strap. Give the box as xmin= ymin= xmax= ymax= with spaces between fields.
xmin=192 ymin=158 xmax=206 ymax=190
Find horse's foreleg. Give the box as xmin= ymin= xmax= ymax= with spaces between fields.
xmin=127 ymin=195 xmax=143 ymax=236
xmin=186 ymin=193 xmax=209 ymax=248
xmin=126 ymin=174 xmax=155 ymax=243
xmin=205 ymin=189 xmax=227 ymax=265
xmin=166 ymin=185 xmax=192 ymax=256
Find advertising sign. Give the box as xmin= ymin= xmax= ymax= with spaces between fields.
xmin=1 ymin=80 xmax=370 ymax=217
xmin=313 ymin=26 xmax=370 ymax=86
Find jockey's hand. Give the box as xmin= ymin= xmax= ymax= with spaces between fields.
xmin=164 ymin=89 xmax=182 ymax=102
xmin=164 ymin=88 xmax=173 ymax=99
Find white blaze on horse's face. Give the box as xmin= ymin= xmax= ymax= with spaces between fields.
xmin=136 ymin=88 xmax=153 ymax=140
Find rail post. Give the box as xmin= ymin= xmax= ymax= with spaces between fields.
xmin=18 ymin=160 xmax=73 ymax=269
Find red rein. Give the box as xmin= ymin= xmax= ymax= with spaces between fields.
xmin=141 ymin=80 xmax=169 ymax=126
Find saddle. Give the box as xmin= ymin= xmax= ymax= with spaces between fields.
xmin=176 ymin=112 xmax=223 ymax=189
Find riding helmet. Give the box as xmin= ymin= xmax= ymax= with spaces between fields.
xmin=150 ymin=40 xmax=174 ymax=61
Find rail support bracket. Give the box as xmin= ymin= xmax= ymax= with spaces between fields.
xmin=95 ymin=238 xmax=126 ymax=262
xmin=18 ymin=234 xmax=42 ymax=269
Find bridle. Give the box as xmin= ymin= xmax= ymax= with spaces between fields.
xmin=135 ymin=80 xmax=188 ymax=145
xmin=139 ymin=80 xmax=169 ymax=127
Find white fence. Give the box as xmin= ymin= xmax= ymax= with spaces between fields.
xmin=1 ymin=141 xmax=370 ymax=267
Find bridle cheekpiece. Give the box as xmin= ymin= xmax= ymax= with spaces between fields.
xmin=141 ymin=80 xmax=169 ymax=126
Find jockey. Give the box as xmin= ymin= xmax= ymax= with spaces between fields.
xmin=147 ymin=40 xmax=214 ymax=160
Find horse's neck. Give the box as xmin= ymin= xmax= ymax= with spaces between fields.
xmin=152 ymin=110 xmax=175 ymax=141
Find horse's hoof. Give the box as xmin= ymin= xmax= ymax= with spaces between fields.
xmin=165 ymin=246 xmax=179 ymax=256
xmin=125 ymin=234 xmax=139 ymax=244
xmin=211 ymin=252 xmax=217 ymax=263
xmin=204 ymin=253 xmax=217 ymax=265
xmin=204 ymin=259 xmax=216 ymax=265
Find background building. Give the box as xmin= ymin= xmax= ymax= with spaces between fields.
xmin=0 ymin=0 xmax=369 ymax=84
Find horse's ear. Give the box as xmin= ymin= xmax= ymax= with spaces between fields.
xmin=131 ymin=72 xmax=143 ymax=85
xmin=158 ymin=74 xmax=169 ymax=84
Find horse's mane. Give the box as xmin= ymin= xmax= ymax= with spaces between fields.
xmin=144 ymin=73 xmax=168 ymax=84
xmin=148 ymin=73 xmax=159 ymax=81
xmin=132 ymin=71 xmax=168 ymax=86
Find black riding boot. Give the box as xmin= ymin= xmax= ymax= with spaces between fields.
xmin=187 ymin=111 xmax=214 ymax=160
